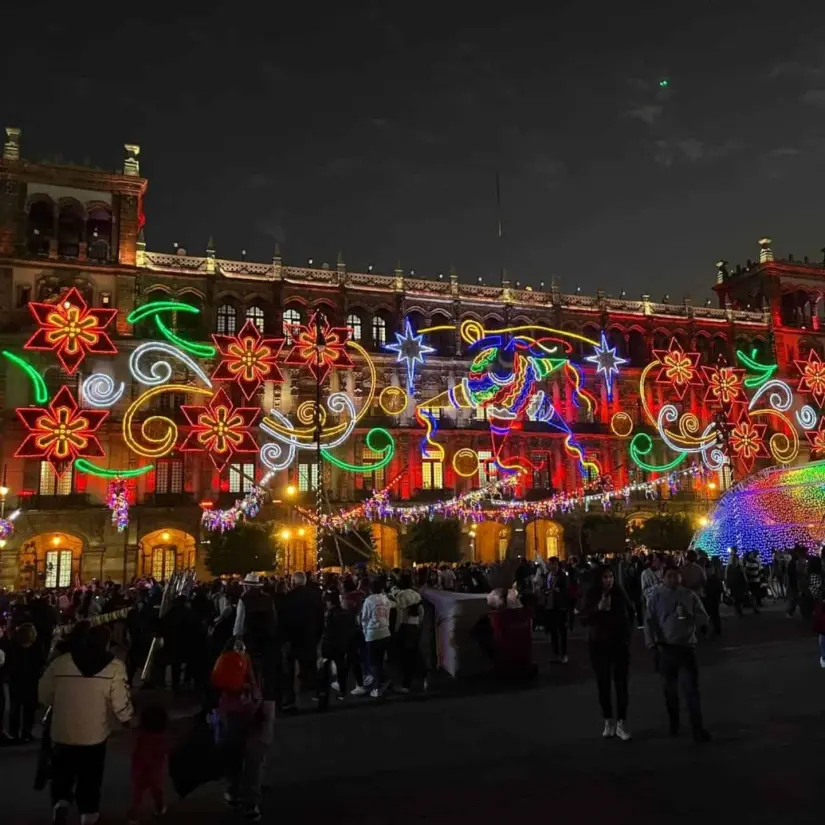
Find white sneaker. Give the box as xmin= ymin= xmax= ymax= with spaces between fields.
xmin=616 ymin=720 xmax=632 ymax=741
xmin=369 ymin=688 xmax=380 ymax=698
xmin=561 ymin=655 xmax=569 ymax=664
xmin=330 ymin=681 xmax=341 ymax=692
xmin=350 ymin=685 xmax=369 ymax=696
xmin=395 ymin=686 xmax=411 ymax=694
xmin=81 ymin=815 xmax=100 ymax=825
xmin=602 ymin=720 xmax=616 ymax=738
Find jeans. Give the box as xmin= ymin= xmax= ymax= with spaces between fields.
xmin=51 ymin=741 xmax=108 ymax=814
xmin=367 ymin=637 xmax=390 ymax=687
xmin=222 ymin=706 xmax=274 ymax=809
xmin=658 ymin=645 xmax=703 ymax=732
xmin=546 ymin=610 xmax=568 ymax=658
xmin=590 ymin=643 xmax=629 ymax=720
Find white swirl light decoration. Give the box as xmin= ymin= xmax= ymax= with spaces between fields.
xmin=261 ymin=394 xmax=357 ymax=451
xmin=699 ymin=423 xmax=726 ymax=471
xmin=129 ymin=342 xmax=212 ymax=388
xmin=260 ymin=440 xmax=296 ymax=472
xmin=81 ymin=373 xmax=125 ymax=408
xmin=657 ymin=405 xmax=709 ymax=454
xmin=796 ymin=405 xmax=818 ymax=430
xmin=748 ymin=379 xmax=792 ymax=413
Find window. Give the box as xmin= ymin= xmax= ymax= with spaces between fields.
xmin=45 ymin=550 xmax=73 ymax=588
xmin=229 ymin=462 xmax=256 ymax=494
xmin=421 ymin=406 xmax=441 ymax=420
xmin=155 ymin=458 xmax=184 ymax=494
xmin=362 ymin=446 xmax=385 ymax=490
xmin=283 ymin=308 xmax=302 ymax=344
xmin=422 ymin=450 xmax=443 ymax=490
xmin=477 ymin=450 xmax=497 ymax=486
xmin=346 ymin=313 xmax=362 ymax=341
xmin=372 ymin=315 xmax=387 ymax=346
xmin=531 ymin=452 xmax=550 ymax=489
xmin=474 ymin=405 xmax=488 ymax=421
xmin=39 ymin=462 xmax=72 ymax=496
xmin=298 ymin=462 xmax=319 ymax=492
xmin=217 ymin=304 xmax=237 ymax=334
xmin=151 ymin=547 xmax=177 ymax=581
xmin=246 ymin=305 xmax=265 ymax=333
xmin=16 ymin=285 xmax=31 ymax=308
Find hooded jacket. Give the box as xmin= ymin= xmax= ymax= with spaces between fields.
xmin=38 ymin=647 xmax=134 ymax=745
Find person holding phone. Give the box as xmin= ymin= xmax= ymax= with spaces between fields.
xmin=580 ymin=564 xmax=635 ymax=741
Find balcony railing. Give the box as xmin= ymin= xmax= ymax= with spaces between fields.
xmin=21 ymin=493 xmax=91 ymax=510
xmin=143 ymin=492 xmax=196 ymax=507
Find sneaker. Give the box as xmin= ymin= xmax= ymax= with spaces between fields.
xmin=245 ymin=806 xmax=262 ymax=822
xmin=53 ymin=803 xmax=70 ymax=825
xmin=395 ymin=686 xmax=411 ymax=694
xmin=602 ymin=720 xmax=615 ymax=738
xmin=330 ymin=680 xmax=341 ymax=692
xmin=561 ymin=655 xmax=569 ymax=664
xmin=616 ymin=720 xmax=632 ymax=741
xmin=369 ymin=688 xmax=381 ymax=698
xmin=351 ymin=685 xmax=369 ymax=696
xmin=224 ymin=792 xmax=241 ymax=808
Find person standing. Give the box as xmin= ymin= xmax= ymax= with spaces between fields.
xmin=640 ymin=554 xmax=664 ymax=607
xmin=389 ymin=573 xmax=423 ymax=693
xmin=702 ymin=556 xmax=724 ymax=636
xmin=544 ymin=558 xmax=570 ymax=663
xmin=7 ymin=622 xmax=43 ymax=743
xmin=725 ymin=549 xmax=752 ymax=616
xmin=580 ymin=565 xmax=634 ymax=740
xmin=360 ymin=577 xmax=392 ymax=697
xmin=743 ymin=552 xmax=763 ymax=610
xmin=644 ymin=566 xmax=711 ymax=743
xmin=39 ymin=625 xmax=134 ymax=825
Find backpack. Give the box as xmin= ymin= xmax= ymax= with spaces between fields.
xmin=211 ymin=650 xmax=250 ymax=694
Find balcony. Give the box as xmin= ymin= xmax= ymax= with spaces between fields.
xmin=21 ymin=493 xmax=91 ymax=510
xmin=143 ymin=492 xmax=196 ymax=507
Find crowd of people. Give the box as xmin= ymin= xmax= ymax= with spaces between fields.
xmin=0 ymin=545 xmax=822 ymax=823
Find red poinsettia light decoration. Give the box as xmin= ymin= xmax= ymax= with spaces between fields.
xmin=795 ymin=349 xmax=825 ymax=406
xmin=652 ymin=338 xmax=703 ymax=400
xmin=24 ymin=287 xmax=118 ymax=374
xmin=804 ymin=419 xmax=825 ymax=456
xmin=15 ymin=385 xmax=108 ymax=475
xmin=728 ymin=411 xmax=768 ymax=471
xmin=284 ymin=311 xmax=353 ymax=383
xmin=701 ymin=365 xmax=746 ymax=408
xmin=211 ymin=319 xmax=285 ymax=401
xmin=179 ymin=387 xmax=259 ymax=471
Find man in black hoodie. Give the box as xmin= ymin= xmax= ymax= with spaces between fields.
xmin=281 ymin=572 xmax=323 ymax=708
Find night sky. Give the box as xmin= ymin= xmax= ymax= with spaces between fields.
xmin=4 ymin=2 xmax=825 ymax=299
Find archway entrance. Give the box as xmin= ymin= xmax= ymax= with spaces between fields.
xmin=140 ymin=528 xmax=196 ymax=581
xmin=18 ymin=532 xmax=84 ymax=589
xmin=525 ymin=520 xmax=565 ymax=560
xmin=474 ymin=521 xmax=511 ymax=563
xmin=372 ymin=524 xmax=400 ymax=568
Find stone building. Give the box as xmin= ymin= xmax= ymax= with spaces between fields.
xmin=0 ymin=128 xmax=818 ymax=585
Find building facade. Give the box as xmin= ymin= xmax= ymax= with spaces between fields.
xmin=0 ymin=128 xmax=818 ymax=586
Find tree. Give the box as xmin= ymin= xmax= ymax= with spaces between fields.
xmin=628 ymin=514 xmax=694 ymax=553
xmin=319 ymin=528 xmax=376 ymax=568
xmin=205 ymin=522 xmax=277 ymax=577
xmin=581 ymin=513 xmax=628 ymax=557
xmin=402 ymin=519 xmax=462 ymax=564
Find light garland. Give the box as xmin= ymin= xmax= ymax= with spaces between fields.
xmin=108 ymin=478 xmax=129 ymax=532
xmin=0 ymin=508 xmax=21 ymax=541
xmin=201 ymin=469 xmax=276 ymax=533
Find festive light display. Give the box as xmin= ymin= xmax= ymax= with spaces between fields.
xmin=794 ymin=349 xmax=825 ymax=406
xmin=211 ymin=319 xmax=285 ymax=400
xmin=585 ymin=332 xmax=627 ymax=399
xmin=75 ymin=460 xmax=153 ymax=479
xmin=284 ymin=311 xmax=353 ymax=383
xmin=379 ymin=386 xmax=409 ymax=415
xmin=0 ymin=509 xmax=21 ymax=541
xmin=692 ymin=461 xmax=825 ymax=562
xmin=108 ymin=478 xmax=129 ymax=532
xmin=2 ymin=350 xmax=49 ymax=404
xmin=154 ymin=316 xmax=216 ymax=358
xmin=24 ymin=287 xmax=118 ymax=374
xmin=452 ymin=448 xmax=480 ymax=478
xmin=15 ymin=385 xmax=108 ymax=475
xmin=702 ymin=365 xmax=746 ymax=408
xmin=180 ymin=387 xmax=260 ymax=471
xmin=81 ymin=373 xmax=125 ymax=408
xmin=736 ymin=349 xmax=777 ymax=388
xmin=130 ymin=342 xmax=213 ymax=388
xmin=610 ymin=411 xmax=634 ymax=438
xmin=321 ymin=428 xmax=395 ymax=473
xmin=652 ymin=338 xmax=703 ymax=400
xmin=385 ymin=318 xmax=435 ymax=392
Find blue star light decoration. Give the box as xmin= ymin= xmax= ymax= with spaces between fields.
xmin=585 ymin=332 xmax=627 ymax=399
xmin=385 ymin=319 xmax=436 ymax=392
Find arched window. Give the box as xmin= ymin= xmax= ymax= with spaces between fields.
xmin=346 ymin=313 xmax=362 ymax=341
xmin=217 ymin=304 xmax=237 ymax=334
xmin=283 ymin=308 xmax=302 ymax=343
xmin=246 ymin=305 xmax=265 ymax=334
xmin=372 ymin=315 xmax=387 ymax=346
xmin=57 ymin=202 xmax=84 ymax=258
xmin=86 ymin=206 xmax=112 ymax=262
xmin=27 ymin=200 xmax=54 ymax=256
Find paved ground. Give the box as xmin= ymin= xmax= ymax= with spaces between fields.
xmin=4 ymin=603 xmax=824 ymax=825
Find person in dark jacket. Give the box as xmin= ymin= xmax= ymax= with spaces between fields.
xmin=580 ymin=565 xmax=634 ymax=741
xmin=281 ymin=572 xmax=324 ymax=708
xmin=544 ymin=558 xmax=570 ymax=663
xmin=316 ymin=591 xmax=357 ymax=707
xmin=7 ymin=622 xmax=44 ymax=742
xmin=724 ymin=548 xmax=752 ymax=616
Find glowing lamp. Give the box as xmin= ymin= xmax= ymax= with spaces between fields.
xmin=298 ymin=527 xmax=306 ymax=537
xmin=0 ymin=539 xmax=6 ymax=549
xmin=52 ymin=536 xmax=62 ymax=546
xmin=0 ymin=486 xmax=7 ymax=497
xmin=286 ymin=484 xmax=296 ymax=497
xmin=161 ymin=531 xmax=171 ymax=541
xmin=281 ymin=529 xmax=291 ymax=540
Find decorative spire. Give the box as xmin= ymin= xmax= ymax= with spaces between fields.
xmin=759 ymin=237 xmax=774 ymax=264
xmin=123 ymin=144 xmax=140 ymax=176
xmin=3 ymin=127 xmax=21 ymax=161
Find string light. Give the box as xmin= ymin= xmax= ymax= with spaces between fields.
xmin=384 ymin=318 xmax=435 ymax=392
xmin=154 ymin=315 xmax=216 ymax=358
xmin=129 ymin=341 xmax=213 ymax=388
xmin=108 ymin=478 xmax=129 ymax=532
xmin=81 ymin=373 xmax=125 ymax=408
xmin=127 ymin=300 xmax=199 ymax=324
xmin=452 ymin=448 xmax=480 ymax=477
xmin=2 ymin=350 xmax=48 ymax=404
xmin=585 ymin=332 xmax=627 ymax=399
xmin=322 ymin=428 xmax=395 ymax=472
xmin=610 ymin=411 xmax=634 ymax=438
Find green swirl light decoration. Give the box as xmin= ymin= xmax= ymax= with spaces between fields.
xmin=629 ymin=432 xmax=687 ymax=472
xmin=321 ymin=427 xmax=395 ymax=472
xmin=75 ymin=460 xmax=155 ymax=479
xmin=2 ymin=350 xmax=49 ymax=404
xmin=127 ymin=300 xmax=216 ymax=358
xmin=736 ymin=348 xmax=778 ymax=388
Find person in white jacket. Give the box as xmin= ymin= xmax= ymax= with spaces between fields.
xmin=360 ymin=578 xmax=392 ymax=698
xmin=39 ymin=625 xmax=134 ymax=825
xmin=389 ymin=574 xmax=423 ymax=693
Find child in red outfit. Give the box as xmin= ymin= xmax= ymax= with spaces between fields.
xmin=128 ymin=705 xmax=169 ymax=824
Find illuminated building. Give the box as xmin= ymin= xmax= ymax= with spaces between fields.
xmin=0 ymin=127 xmax=818 ymax=583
